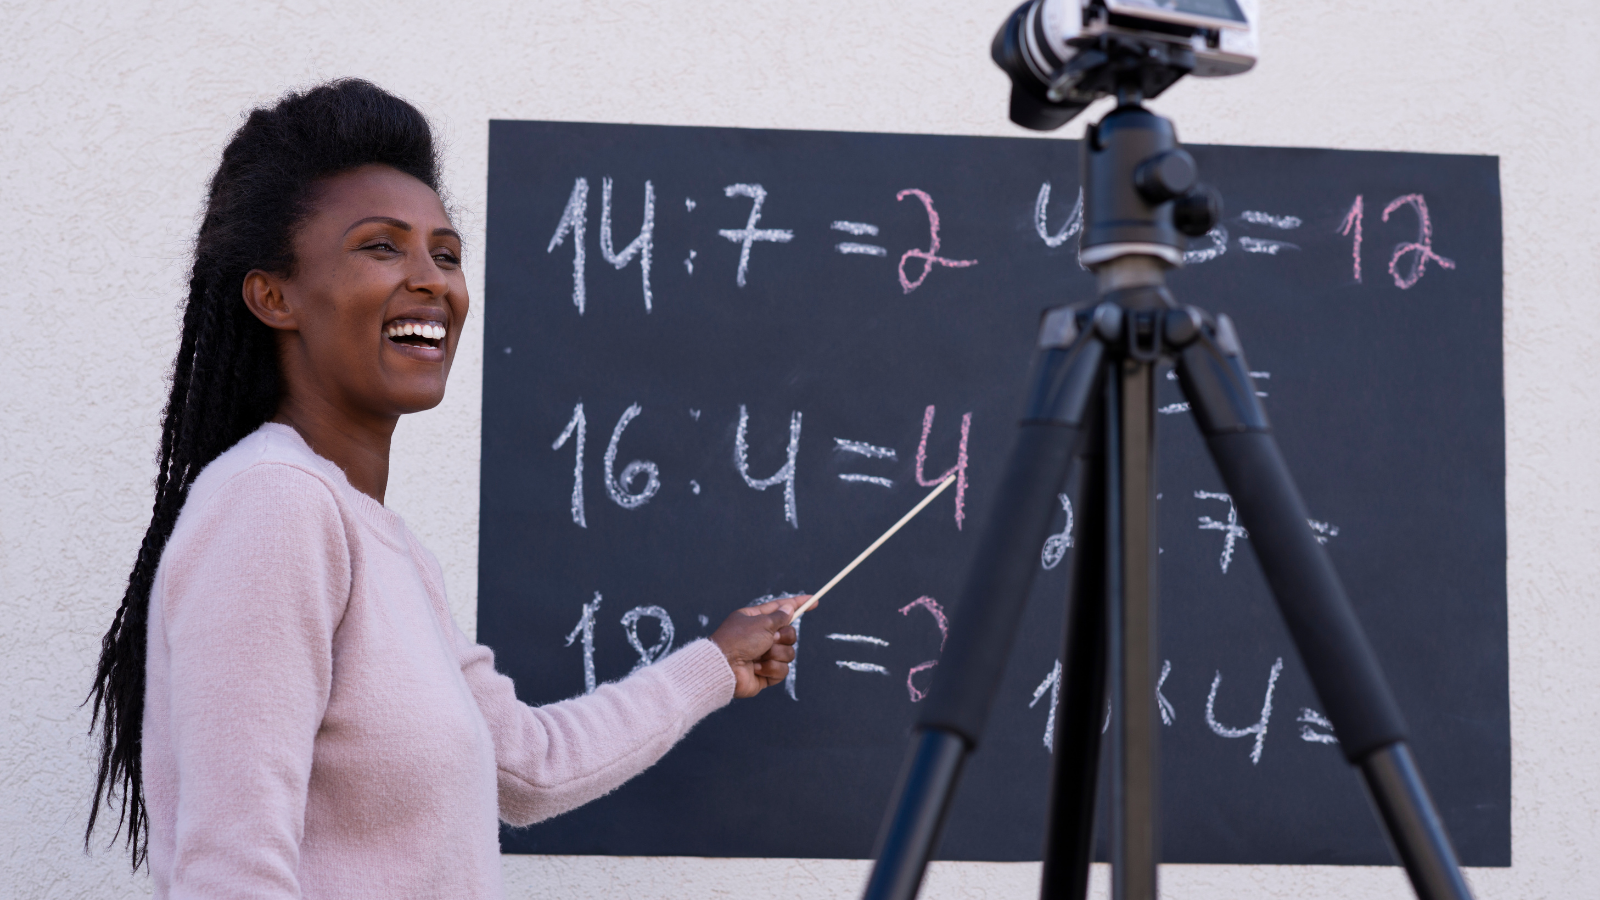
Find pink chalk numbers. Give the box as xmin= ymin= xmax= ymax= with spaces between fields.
xmin=899 ymin=596 xmax=950 ymax=702
xmin=914 ymin=405 xmax=972 ymax=529
xmin=1338 ymin=195 xmax=1364 ymax=283
xmin=1382 ymin=193 xmax=1456 ymax=290
xmin=1339 ymin=193 xmax=1456 ymax=289
xmin=896 ymin=189 xmax=977 ymax=294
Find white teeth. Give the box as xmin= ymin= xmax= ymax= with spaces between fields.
xmin=385 ymin=320 xmax=445 ymax=343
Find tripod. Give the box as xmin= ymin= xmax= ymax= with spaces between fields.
xmin=859 ymin=100 xmax=1475 ymax=900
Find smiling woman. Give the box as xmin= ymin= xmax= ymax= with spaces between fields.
xmin=84 ymin=79 xmax=806 ymax=899
xmin=239 ymin=163 xmax=470 ymax=499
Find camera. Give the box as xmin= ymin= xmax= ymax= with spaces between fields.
xmin=993 ymin=0 xmax=1259 ymax=131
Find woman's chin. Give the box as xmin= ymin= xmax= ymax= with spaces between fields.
xmin=384 ymin=381 xmax=449 ymax=416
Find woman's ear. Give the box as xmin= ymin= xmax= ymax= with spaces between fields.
xmin=242 ymin=269 xmax=297 ymax=331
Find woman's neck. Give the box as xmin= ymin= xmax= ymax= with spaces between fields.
xmin=273 ymin=397 xmax=396 ymax=503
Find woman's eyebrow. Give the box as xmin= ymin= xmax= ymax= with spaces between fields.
xmin=344 ymin=215 xmax=412 ymax=235
xmin=432 ymin=227 xmax=461 ymax=241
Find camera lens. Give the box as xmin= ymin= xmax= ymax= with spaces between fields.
xmin=991 ymin=2 xmax=1088 ymax=131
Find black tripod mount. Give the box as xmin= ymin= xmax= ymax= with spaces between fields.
xmin=859 ymin=99 xmax=1475 ymax=900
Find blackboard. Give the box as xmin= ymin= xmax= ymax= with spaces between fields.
xmin=478 ymin=120 xmax=1507 ymax=866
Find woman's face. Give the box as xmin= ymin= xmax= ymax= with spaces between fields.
xmin=250 ymin=164 xmax=468 ymax=422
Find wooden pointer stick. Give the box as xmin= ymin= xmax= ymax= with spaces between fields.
xmin=787 ymin=473 xmax=957 ymax=624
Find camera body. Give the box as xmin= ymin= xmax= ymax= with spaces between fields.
xmin=994 ymin=0 xmax=1259 ymax=130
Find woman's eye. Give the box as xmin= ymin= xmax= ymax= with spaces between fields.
xmin=363 ymin=240 xmax=398 ymax=254
xmin=434 ymin=251 xmax=461 ymax=266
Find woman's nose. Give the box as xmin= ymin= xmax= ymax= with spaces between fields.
xmin=405 ymin=250 xmax=449 ymax=296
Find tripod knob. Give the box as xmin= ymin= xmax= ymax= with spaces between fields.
xmin=1174 ymin=185 xmax=1222 ymax=237
xmin=1134 ymin=149 xmax=1197 ymax=204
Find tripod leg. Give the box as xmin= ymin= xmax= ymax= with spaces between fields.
xmin=1039 ymin=412 xmax=1108 ymax=900
xmin=1108 ymin=356 xmax=1161 ymax=900
xmin=863 ymin=308 xmax=1106 ymax=900
xmin=1172 ymin=310 xmax=1473 ymax=900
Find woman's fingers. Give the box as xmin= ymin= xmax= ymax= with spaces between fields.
xmin=715 ymin=595 xmax=810 ymax=697
xmin=743 ymin=594 xmax=809 ymax=622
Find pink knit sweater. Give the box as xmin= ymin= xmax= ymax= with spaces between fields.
xmin=142 ymin=423 xmax=736 ymax=899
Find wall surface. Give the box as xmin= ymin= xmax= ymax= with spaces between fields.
xmin=2 ymin=1 xmax=1595 ymax=898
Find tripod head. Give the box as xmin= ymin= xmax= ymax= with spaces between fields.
xmin=992 ymin=0 xmax=1243 ymax=280
xmin=1080 ymin=102 xmax=1220 ymax=276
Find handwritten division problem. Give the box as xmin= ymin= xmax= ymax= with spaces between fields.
xmin=536 ymin=172 xmax=1435 ymax=764
xmin=545 ymin=173 xmax=1455 ymax=304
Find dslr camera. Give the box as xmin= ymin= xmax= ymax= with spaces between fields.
xmin=993 ymin=0 xmax=1259 ymax=130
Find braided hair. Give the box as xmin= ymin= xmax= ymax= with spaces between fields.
xmin=85 ymin=78 xmax=442 ymax=869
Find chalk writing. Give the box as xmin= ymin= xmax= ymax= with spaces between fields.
xmin=1184 ymin=225 xmax=1228 ymax=264
xmin=621 ymin=605 xmax=675 ymax=673
xmin=838 ymin=661 xmax=891 ymax=675
xmin=896 ymin=189 xmax=977 ymax=293
xmin=1238 ymin=236 xmax=1299 ymax=255
xmin=1157 ymin=658 xmax=1175 ymax=726
xmin=1041 ymin=493 xmax=1074 ymax=570
xmin=899 ymin=595 xmax=949 ymax=702
xmin=1339 ymin=194 xmax=1364 ymax=282
xmin=1382 ymin=193 xmax=1455 ymax=289
xmin=603 ymin=403 xmax=661 ymax=509
xmin=547 ymin=177 xmax=589 ymax=312
xmin=835 ymin=438 xmax=895 ymax=458
xmin=1298 ymin=708 xmax=1338 ymax=744
xmin=552 ymin=402 xmax=588 ymax=527
xmin=1206 ymin=657 xmax=1284 ymax=764
xmin=599 ymin=178 xmax=654 ymax=311
xmin=735 ymin=405 xmax=802 ymax=527
xmin=718 ymin=183 xmax=793 ymax=287
xmin=836 ymin=437 xmax=896 ymax=488
xmin=1307 ymin=519 xmax=1340 ymax=545
xmin=827 ymin=633 xmax=890 ymax=646
xmin=1159 ymin=370 xmax=1269 ymax=415
xmin=1196 ymin=490 xmax=1248 ymax=573
xmin=833 ymin=220 xmax=887 ymax=256
xmin=915 ymin=405 xmax=971 ymax=528
xmin=1030 ymin=660 xmax=1062 ymax=751
xmin=1034 ymin=183 xmax=1083 ymax=248
xmin=1240 ymin=210 xmax=1302 ymax=229
xmin=839 ymin=474 xmax=894 ymax=487
xmin=564 ymin=592 xmax=603 ymax=693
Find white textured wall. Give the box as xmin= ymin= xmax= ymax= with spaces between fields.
xmin=3 ymin=1 xmax=1595 ymax=897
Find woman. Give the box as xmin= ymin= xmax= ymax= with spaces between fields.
xmin=86 ymin=79 xmax=801 ymax=898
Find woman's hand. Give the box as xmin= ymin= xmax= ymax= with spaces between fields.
xmin=709 ymin=596 xmax=806 ymax=698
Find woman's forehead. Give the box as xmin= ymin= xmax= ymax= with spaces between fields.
xmin=307 ymin=164 xmax=451 ymax=231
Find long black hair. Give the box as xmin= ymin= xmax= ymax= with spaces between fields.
xmin=85 ymin=78 xmax=442 ymax=868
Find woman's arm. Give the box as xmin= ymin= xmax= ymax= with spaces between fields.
xmin=454 ymin=633 xmax=732 ymax=825
xmin=155 ymin=464 xmax=351 ymax=898
xmin=449 ymin=600 xmax=799 ymax=826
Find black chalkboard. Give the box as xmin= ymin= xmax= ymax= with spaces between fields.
xmin=478 ymin=121 xmax=1507 ymax=866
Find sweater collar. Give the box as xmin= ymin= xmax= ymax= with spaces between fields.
xmin=258 ymin=422 xmax=411 ymax=548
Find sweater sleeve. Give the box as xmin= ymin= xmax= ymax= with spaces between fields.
xmin=156 ymin=464 xmax=351 ymax=900
xmin=450 ymin=623 xmax=735 ymax=825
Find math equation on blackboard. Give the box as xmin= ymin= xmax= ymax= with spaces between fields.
xmin=479 ymin=121 xmax=1508 ymax=865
